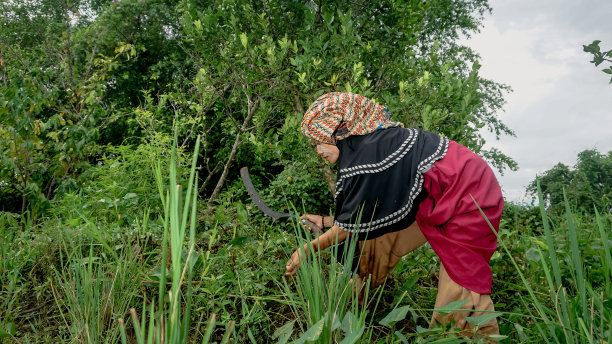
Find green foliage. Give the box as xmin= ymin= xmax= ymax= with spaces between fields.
xmin=51 ymin=135 xmax=187 ymax=229
xmin=175 ymin=0 xmax=515 ymax=204
xmin=12 ymin=1 xmax=608 ymax=343
xmin=2 ymin=136 xmax=612 ymax=342
xmin=1 ymin=0 xmax=517 ymax=220
xmin=0 ymin=0 xmax=191 ymax=219
xmin=281 ymin=221 xmax=368 ymax=344
xmin=120 ymin=132 xmax=205 ymax=344
xmin=483 ymin=185 xmax=612 ymax=343
xmin=528 ymin=149 xmax=612 ymax=215
xmin=500 ymin=201 xmax=543 ymax=234
xmin=51 ymin=241 xmax=141 ymax=343
xmin=583 ymin=40 xmax=612 ymax=83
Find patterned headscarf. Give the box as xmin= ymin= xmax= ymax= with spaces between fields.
xmin=301 ymin=92 xmax=403 ymax=144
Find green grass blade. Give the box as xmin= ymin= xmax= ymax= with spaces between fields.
xmin=578 ymin=318 xmax=594 ymax=344
xmin=201 ymin=313 xmax=216 ymax=344
xmin=471 ymin=196 xmax=551 ymax=322
xmin=594 ymin=208 xmax=612 ymax=287
xmin=158 ymin=191 xmax=170 ymax=317
xmin=147 ymin=301 xmax=155 ymax=344
xmin=220 ymin=321 xmax=235 ymax=344
xmin=130 ymin=308 xmax=144 ymax=344
xmin=119 ymin=318 xmax=128 ymax=344
xmin=563 ymin=190 xmax=589 ymax=322
xmin=537 ymin=180 xmax=562 ymax=288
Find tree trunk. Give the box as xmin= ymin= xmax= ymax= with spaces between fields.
xmin=207 ymin=95 xmax=259 ymax=207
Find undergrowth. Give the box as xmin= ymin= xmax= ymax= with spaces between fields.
xmin=0 ymin=141 xmax=610 ymax=343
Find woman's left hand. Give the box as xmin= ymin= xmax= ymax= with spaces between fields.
xmin=300 ymin=214 xmax=324 ymax=229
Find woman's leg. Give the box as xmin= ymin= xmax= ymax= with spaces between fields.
xmin=357 ymin=221 xmax=427 ymax=288
xmin=430 ymin=264 xmax=499 ymax=339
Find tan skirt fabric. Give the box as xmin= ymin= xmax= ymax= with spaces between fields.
xmin=356 ymin=222 xmax=499 ymax=338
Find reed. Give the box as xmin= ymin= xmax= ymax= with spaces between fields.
xmin=118 ymin=133 xmax=227 ymax=343
xmin=476 ymin=181 xmax=611 ymax=343
xmin=51 ymin=234 xmax=141 ymax=343
xmin=280 ymin=212 xmax=369 ymax=344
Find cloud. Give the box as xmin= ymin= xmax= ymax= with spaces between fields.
xmin=462 ymin=0 xmax=612 ymax=202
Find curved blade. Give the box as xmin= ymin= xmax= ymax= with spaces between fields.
xmin=240 ymin=167 xmax=323 ymax=236
xmin=240 ymin=167 xmax=293 ymax=219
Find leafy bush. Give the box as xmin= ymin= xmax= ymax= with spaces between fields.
xmin=51 ymin=134 xmax=189 ymax=229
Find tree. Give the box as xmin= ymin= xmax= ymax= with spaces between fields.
xmin=0 ymin=0 xmax=189 ymax=218
xmin=175 ymin=0 xmax=516 ymax=206
xmin=1 ymin=0 xmax=518 ymax=217
xmin=528 ymin=149 xmax=612 ymax=214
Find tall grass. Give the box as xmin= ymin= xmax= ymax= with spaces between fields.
xmin=280 ymin=213 xmax=371 ymax=344
xmin=535 ymin=185 xmax=611 ymax=343
xmin=478 ymin=182 xmax=611 ymax=343
xmin=0 ymin=214 xmax=22 ymax=339
xmin=51 ymin=240 xmax=141 ymax=343
xmin=118 ymin=133 xmax=230 ymax=343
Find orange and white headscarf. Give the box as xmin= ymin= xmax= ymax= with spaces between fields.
xmin=301 ymin=92 xmax=403 ymax=144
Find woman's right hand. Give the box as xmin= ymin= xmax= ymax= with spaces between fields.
xmin=300 ymin=214 xmax=324 ymax=229
xmin=285 ymin=249 xmax=303 ymax=276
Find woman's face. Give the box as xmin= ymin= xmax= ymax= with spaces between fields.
xmin=316 ymin=143 xmax=339 ymax=164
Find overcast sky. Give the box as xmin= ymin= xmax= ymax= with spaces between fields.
xmin=460 ymin=0 xmax=612 ymax=202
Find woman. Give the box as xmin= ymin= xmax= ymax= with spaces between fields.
xmin=285 ymin=92 xmax=503 ymax=337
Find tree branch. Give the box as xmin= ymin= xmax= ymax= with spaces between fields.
xmin=207 ymin=94 xmax=260 ymax=207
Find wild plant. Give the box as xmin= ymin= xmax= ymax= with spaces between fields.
xmin=279 ymin=212 xmax=370 ymax=344
xmin=51 ymin=231 xmax=141 ymax=343
xmin=478 ymin=182 xmax=611 ymax=343
xmin=118 ymin=134 xmax=230 ymax=343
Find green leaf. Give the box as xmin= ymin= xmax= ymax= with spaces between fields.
xmin=602 ymin=68 xmax=612 ymax=74
xmin=338 ymin=326 xmax=364 ymax=344
xmin=341 ymin=311 xmax=357 ymax=333
xmin=272 ymin=320 xmax=294 ymax=344
xmin=330 ymin=312 xmax=341 ymax=332
xmin=416 ymin=325 xmax=439 ymax=334
xmin=0 ymin=329 xmax=11 ymax=338
xmin=240 ymin=32 xmax=248 ymax=49
xmin=514 ymin=323 xmax=527 ymax=341
xmin=227 ymin=236 xmax=249 ymax=247
xmin=379 ymin=305 xmax=411 ymax=327
xmin=525 ymin=247 xmax=540 ymax=262
xmin=394 ymin=331 xmax=409 ymax=344
xmin=322 ymin=11 xmax=334 ymax=26
xmin=488 ymin=334 xmax=509 ymax=341
xmin=293 ymin=317 xmax=325 ymax=344
xmin=465 ymin=312 xmax=502 ymax=327
xmin=247 ymin=327 xmax=257 ymax=344
xmin=433 ymin=299 xmax=470 ymax=315
xmin=123 ymin=192 xmax=138 ymax=200
xmin=583 ymin=40 xmax=601 ymax=53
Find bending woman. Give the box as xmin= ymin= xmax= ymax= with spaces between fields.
xmin=285 ymin=92 xmax=503 ymax=337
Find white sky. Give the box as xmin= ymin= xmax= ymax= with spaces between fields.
xmin=461 ymin=0 xmax=612 ymax=202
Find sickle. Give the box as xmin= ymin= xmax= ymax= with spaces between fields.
xmin=239 ymin=167 xmax=323 ymax=237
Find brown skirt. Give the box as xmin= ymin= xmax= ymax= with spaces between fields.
xmin=357 ymin=222 xmax=499 ymax=338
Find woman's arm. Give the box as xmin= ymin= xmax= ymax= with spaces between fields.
xmin=285 ymin=225 xmax=349 ymax=276
xmin=301 ymin=214 xmax=333 ymax=229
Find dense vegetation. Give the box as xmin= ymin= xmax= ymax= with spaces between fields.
xmin=1 ymin=0 xmax=610 ymax=343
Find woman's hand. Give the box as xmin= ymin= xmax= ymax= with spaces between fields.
xmin=285 ymin=246 xmax=308 ymax=276
xmin=284 ymin=225 xmax=349 ymax=276
xmin=300 ymin=214 xmax=324 ymax=229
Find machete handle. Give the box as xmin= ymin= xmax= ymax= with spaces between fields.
xmin=301 ymin=219 xmax=324 ymax=238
